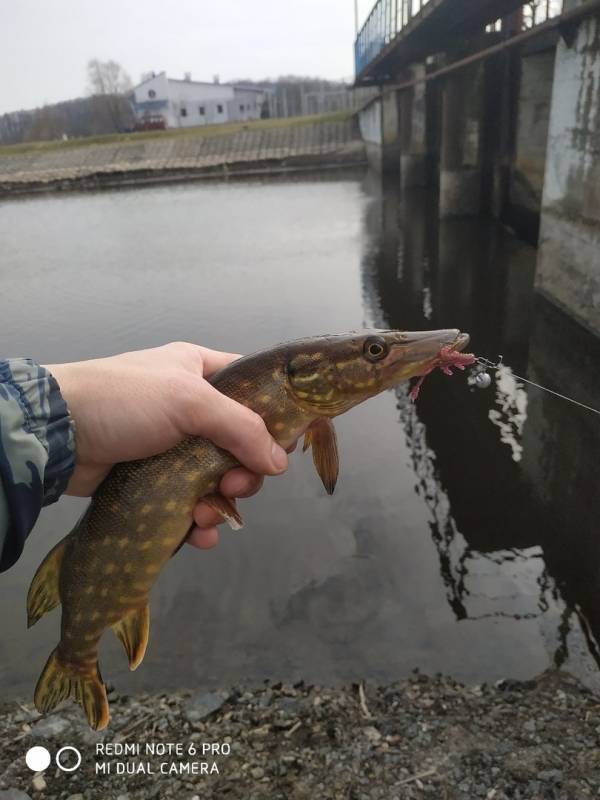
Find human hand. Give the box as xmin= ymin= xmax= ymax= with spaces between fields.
xmin=46 ymin=342 xmax=291 ymax=550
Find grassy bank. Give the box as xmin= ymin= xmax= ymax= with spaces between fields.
xmin=0 ymin=110 xmax=354 ymax=158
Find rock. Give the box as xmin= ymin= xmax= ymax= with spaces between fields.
xmin=258 ymin=690 xmax=273 ymax=708
xmin=66 ymin=795 xmax=85 ymax=800
xmin=31 ymin=716 xmax=70 ymax=739
xmin=184 ymin=691 xmax=227 ymax=723
xmin=31 ymin=775 xmax=46 ymax=792
xmin=363 ymin=726 xmax=382 ymax=743
xmin=523 ymin=719 xmax=536 ymax=733
xmin=537 ymin=769 xmax=563 ymax=782
xmin=250 ymin=766 xmax=265 ymax=779
xmin=0 ymin=790 xmax=33 ymax=800
xmin=277 ymin=697 xmax=300 ymax=715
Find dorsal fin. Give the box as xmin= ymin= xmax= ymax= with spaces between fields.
xmin=27 ymin=536 xmax=69 ymax=628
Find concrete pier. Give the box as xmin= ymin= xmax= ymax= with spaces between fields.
xmin=509 ymin=46 xmax=556 ymax=235
xmin=439 ymin=64 xmax=484 ymax=217
xmin=536 ymin=9 xmax=600 ymax=334
xmin=399 ymin=65 xmax=429 ymax=188
xmin=358 ymin=91 xmax=401 ymax=173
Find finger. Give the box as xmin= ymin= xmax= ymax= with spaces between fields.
xmin=219 ymin=468 xmax=264 ymax=498
xmin=186 ymin=382 xmax=288 ymax=476
xmin=197 ymin=347 xmax=242 ymax=378
xmin=194 ymin=503 xmax=224 ymax=528
xmin=187 ymin=526 xmax=220 ymax=549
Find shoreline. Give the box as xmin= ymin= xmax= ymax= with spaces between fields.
xmin=0 ymin=115 xmax=365 ymax=199
xmin=1 ymin=669 xmax=599 ymax=799
xmin=0 ymin=154 xmax=367 ymax=199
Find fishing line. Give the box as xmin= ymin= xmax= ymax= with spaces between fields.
xmin=473 ymin=356 xmax=600 ymax=417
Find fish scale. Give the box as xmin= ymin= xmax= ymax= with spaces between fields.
xmin=27 ymin=328 xmax=474 ymax=730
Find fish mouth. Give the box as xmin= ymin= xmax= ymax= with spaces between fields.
xmin=448 ymin=331 xmax=470 ymax=353
xmin=379 ymin=328 xmax=467 ymax=385
xmin=391 ymin=328 xmax=466 ymax=364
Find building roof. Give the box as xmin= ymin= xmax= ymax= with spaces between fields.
xmin=133 ymin=71 xmax=268 ymax=93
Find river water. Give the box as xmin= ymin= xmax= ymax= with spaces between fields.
xmin=1 ymin=172 xmax=599 ymax=698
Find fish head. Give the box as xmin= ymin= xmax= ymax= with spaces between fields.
xmin=285 ymin=328 xmax=471 ymax=417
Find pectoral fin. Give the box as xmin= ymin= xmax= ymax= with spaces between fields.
xmin=202 ymin=493 xmax=244 ymax=531
xmin=113 ymin=605 xmax=150 ymax=671
xmin=303 ymin=418 xmax=339 ymax=495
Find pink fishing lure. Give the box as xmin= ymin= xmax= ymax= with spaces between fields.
xmin=409 ymin=345 xmax=477 ymax=402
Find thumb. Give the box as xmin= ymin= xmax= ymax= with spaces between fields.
xmin=188 ymin=382 xmax=289 ymax=476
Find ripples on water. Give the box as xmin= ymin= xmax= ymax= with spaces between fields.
xmin=1 ymin=171 xmax=599 ymax=697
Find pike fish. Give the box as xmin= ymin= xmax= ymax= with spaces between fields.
xmin=28 ymin=328 xmax=474 ymax=730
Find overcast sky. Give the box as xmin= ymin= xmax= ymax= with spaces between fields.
xmin=1 ymin=0 xmax=375 ymax=115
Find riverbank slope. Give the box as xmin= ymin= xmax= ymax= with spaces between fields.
xmin=0 ymin=113 xmax=365 ymax=197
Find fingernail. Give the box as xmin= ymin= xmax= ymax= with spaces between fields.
xmin=271 ymin=442 xmax=288 ymax=473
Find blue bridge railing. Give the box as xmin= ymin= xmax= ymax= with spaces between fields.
xmin=354 ymin=0 xmax=432 ymax=77
xmin=355 ymin=0 xmax=565 ymax=78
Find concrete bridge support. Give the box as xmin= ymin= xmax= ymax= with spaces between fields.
xmin=536 ymin=9 xmax=600 ymax=335
xmin=399 ymin=65 xmax=429 ymax=188
xmin=357 ymin=90 xmax=401 ymax=174
xmin=439 ymin=63 xmax=485 ymax=217
xmin=507 ymin=46 xmax=556 ymax=240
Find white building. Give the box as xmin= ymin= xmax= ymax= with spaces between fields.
xmin=131 ymin=72 xmax=267 ymax=128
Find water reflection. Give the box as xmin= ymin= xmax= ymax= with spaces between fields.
xmin=488 ymin=365 xmax=528 ymax=463
xmin=361 ymin=175 xmax=600 ymax=686
xmin=1 ymin=172 xmax=599 ymax=698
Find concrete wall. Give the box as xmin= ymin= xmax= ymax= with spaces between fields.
xmin=511 ymin=49 xmax=556 ymax=219
xmin=439 ymin=63 xmax=484 ymax=217
xmin=358 ymin=97 xmax=383 ymax=171
xmin=536 ymin=12 xmax=600 ymax=334
xmin=399 ymin=64 xmax=429 ymax=188
xmin=357 ymin=91 xmax=401 ymax=173
xmin=381 ymin=90 xmax=401 ymax=173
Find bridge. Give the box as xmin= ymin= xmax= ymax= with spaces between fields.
xmin=353 ymin=0 xmax=600 ymax=336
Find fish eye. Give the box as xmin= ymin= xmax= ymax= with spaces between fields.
xmin=363 ymin=337 xmax=388 ymax=361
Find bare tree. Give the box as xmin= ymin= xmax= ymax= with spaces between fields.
xmin=87 ymin=59 xmax=133 ymax=96
xmin=86 ymin=59 xmax=133 ymax=131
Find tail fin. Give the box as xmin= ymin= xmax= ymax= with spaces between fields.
xmin=34 ymin=648 xmax=109 ymax=731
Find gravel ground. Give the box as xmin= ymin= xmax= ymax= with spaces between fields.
xmin=1 ymin=670 xmax=600 ymax=800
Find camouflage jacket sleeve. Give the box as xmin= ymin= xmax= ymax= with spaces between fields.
xmin=0 ymin=359 xmax=75 ymax=572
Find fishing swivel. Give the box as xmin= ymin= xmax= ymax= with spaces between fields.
xmin=468 ymin=356 xmax=502 ymax=390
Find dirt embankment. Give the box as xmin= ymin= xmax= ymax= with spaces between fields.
xmin=1 ymin=669 xmax=599 ymax=800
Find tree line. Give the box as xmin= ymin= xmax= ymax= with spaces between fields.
xmin=0 ymin=59 xmax=135 ymax=144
